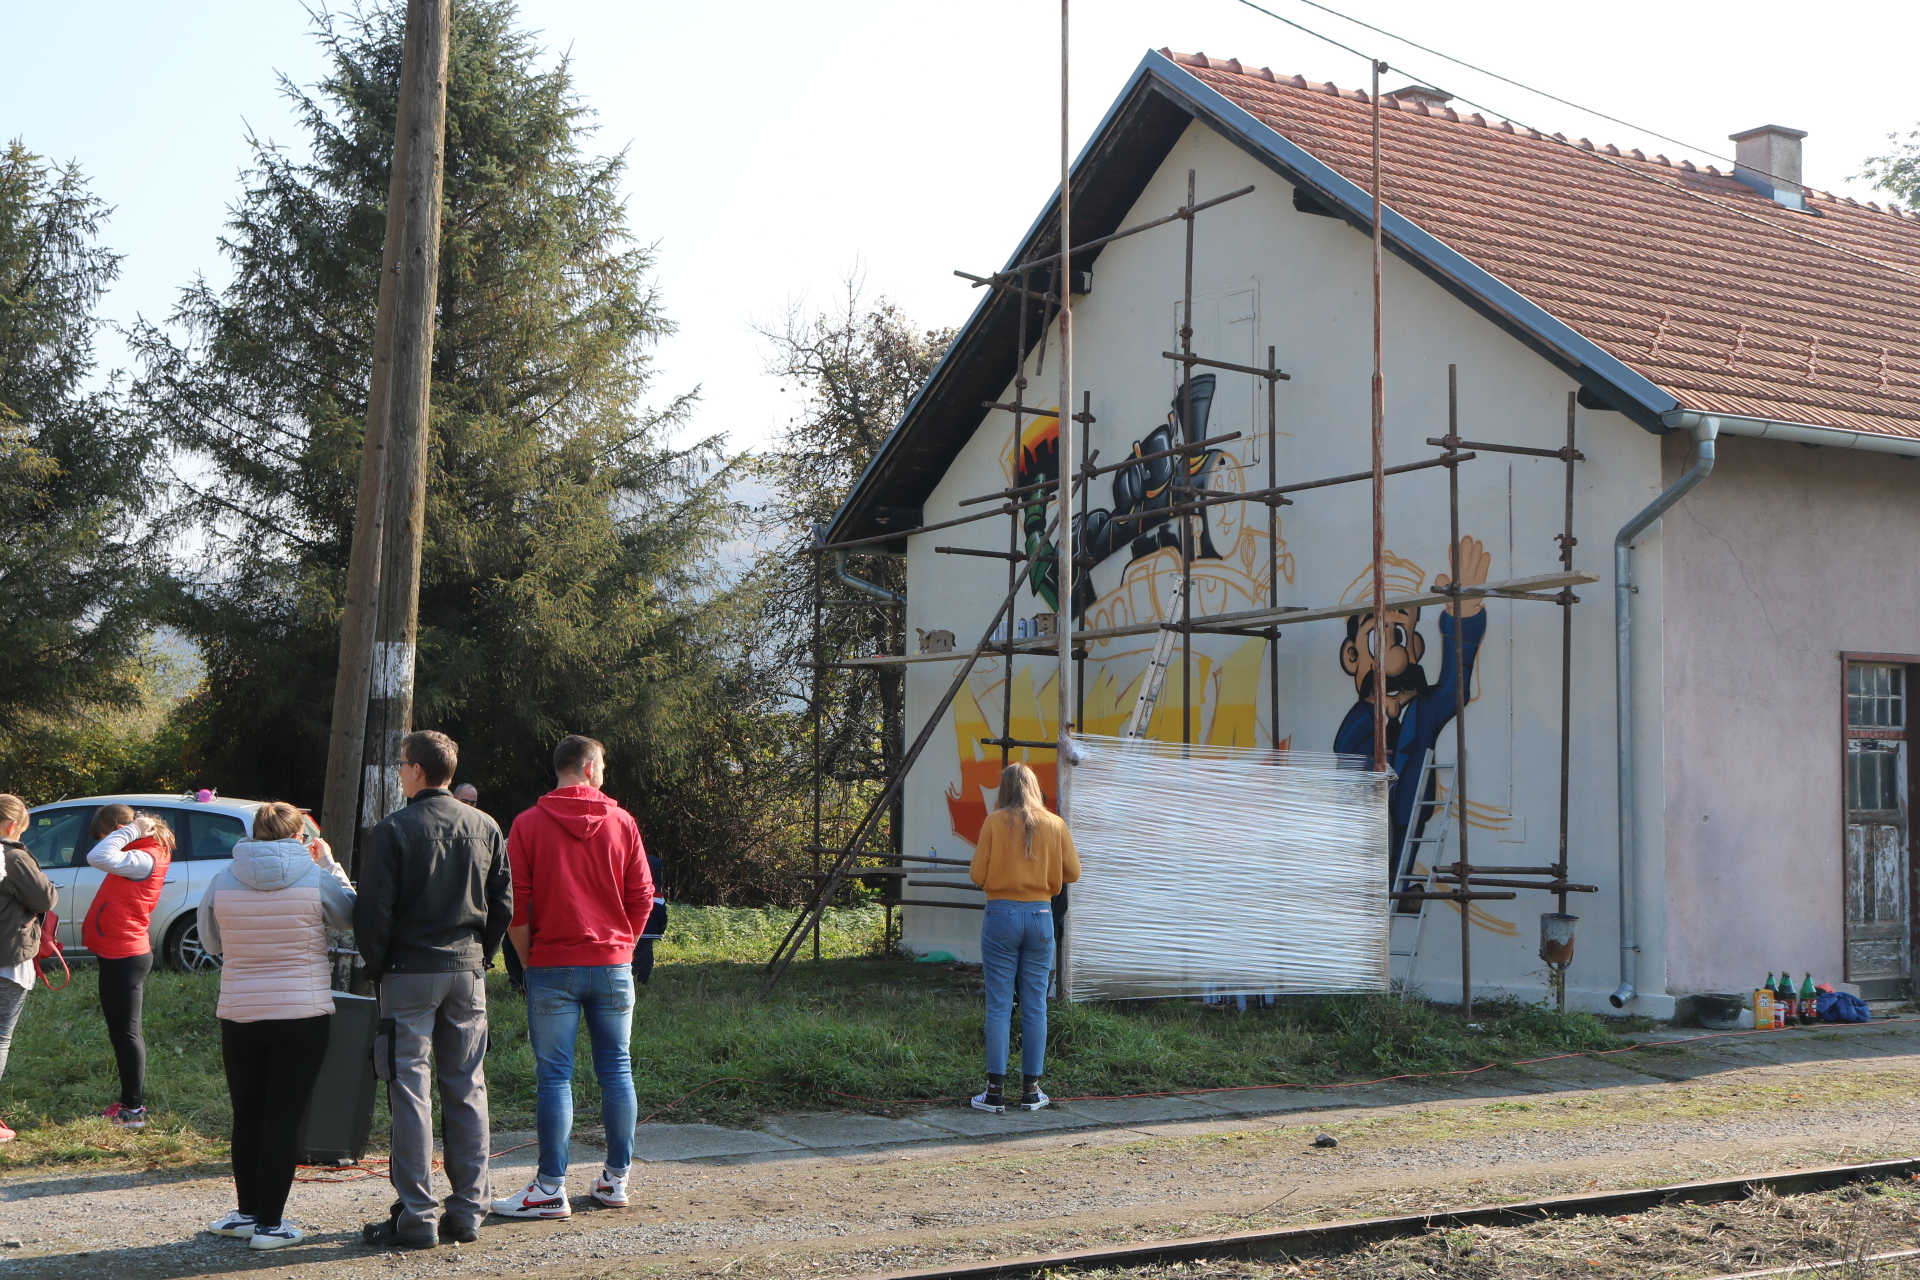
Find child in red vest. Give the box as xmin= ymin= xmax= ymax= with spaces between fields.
xmin=84 ymin=806 xmax=173 ymax=1128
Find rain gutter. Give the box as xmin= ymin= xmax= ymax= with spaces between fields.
xmin=1610 ymin=414 xmax=1718 ymax=1008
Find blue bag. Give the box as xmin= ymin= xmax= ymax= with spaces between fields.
xmin=1816 ymin=990 xmax=1871 ymax=1023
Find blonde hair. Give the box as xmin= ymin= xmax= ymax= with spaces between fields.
xmin=0 ymin=795 xmax=25 ymax=836
xmin=251 ymin=802 xmax=304 ymax=841
xmin=135 ymin=811 xmax=177 ymax=854
xmin=993 ymin=762 xmax=1047 ymax=859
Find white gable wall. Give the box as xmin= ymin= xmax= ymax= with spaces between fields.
xmin=898 ymin=119 xmax=1678 ymax=1014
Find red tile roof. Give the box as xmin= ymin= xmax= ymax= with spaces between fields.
xmin=1166 ymin=51 xmax=1920 ymax=440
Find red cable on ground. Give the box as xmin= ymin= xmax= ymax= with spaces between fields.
xmin=293 ymin=1015 xmax=1918 ymax=1180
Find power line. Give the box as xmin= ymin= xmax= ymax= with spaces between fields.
xmin=1221 ymin=0 xmax=1920 ymax=285
xmin=1256 ymin=0 xmax=1756 ymax=175
xmin=1225 ymin=0 xmax=1376 ymax=68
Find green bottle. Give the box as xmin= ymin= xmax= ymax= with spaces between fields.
xmin=1777 ymin=970 xmax=1795 ymax=1021
xmin=1800 ymin=973 xmax=1817 ymax=1024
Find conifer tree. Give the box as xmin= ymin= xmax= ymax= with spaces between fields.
xmin=0 ymin=143 xmax=159 ymax=735
xmin=133 ymin=1 xmax=743 ymax=838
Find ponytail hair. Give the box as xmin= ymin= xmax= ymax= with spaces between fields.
xmin=135 ymin=811 xmax=177 ymax=854
xmin=992 ymin=762 xmax=1047 ymax=859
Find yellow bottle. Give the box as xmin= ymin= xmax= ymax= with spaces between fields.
xmin=1753 ymin=987 xmax=1775 ymax=1030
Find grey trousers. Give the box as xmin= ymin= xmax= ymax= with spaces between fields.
xmin=0 ymin=977 xmax=27 ymax=1087
xmin=379 ymin=971 xmax=490 ymax=1236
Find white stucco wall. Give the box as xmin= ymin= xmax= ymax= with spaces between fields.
xmin=897 ymin=119 xmax=1676 ymax=1013
xmin=1660 ymin=434 xmax=1920 ymax=998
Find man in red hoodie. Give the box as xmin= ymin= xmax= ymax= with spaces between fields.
xmin=492 ymin=736 xmax=653 ymax=1221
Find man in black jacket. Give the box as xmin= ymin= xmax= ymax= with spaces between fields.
xmin=355 ymin=730 xmax=511 ymax=1250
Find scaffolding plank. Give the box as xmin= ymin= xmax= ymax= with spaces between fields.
xmin=829 ymin=572 xmax=1599 ymax=667
xmin=1187 ymin=571 xmax=1598 ymax=633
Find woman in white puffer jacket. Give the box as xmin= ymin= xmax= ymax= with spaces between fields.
xmin=196 ymin=802 xmax=355 ymax=1251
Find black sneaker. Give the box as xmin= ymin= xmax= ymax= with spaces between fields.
xmin=970 ymin=1090 xmax=1005 ymax=1114
xmin=363 ymin=1217 xmax=436 ymax=1250
xmin=438 ymin=1218 xmax=479 ymax=1244
xmin=1020 ymin=1088 xmax=1052 ymax=1111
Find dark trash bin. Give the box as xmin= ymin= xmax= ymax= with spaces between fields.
xmin=296 ymin=992 xmax=378 ymax=1166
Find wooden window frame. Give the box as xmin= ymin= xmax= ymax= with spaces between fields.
xmin=1841 ymin=652 xmax=1919 ymax=991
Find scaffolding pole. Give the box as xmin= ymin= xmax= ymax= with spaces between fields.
xmin=781 ymin=106 xmax=1600 ymax=1011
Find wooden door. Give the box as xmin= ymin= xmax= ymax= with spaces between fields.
xmin=1844 ymin=663 xmax=1909 ymax=984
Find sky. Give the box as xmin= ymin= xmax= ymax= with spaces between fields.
xmin=5 ymin=0 xmax=1916 ymax=460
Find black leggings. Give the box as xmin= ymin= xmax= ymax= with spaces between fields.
xmin=221 ymin=1016 xmax=331 ymax=1229
xmin=97 ymin=952 xmax=153 ymax=1109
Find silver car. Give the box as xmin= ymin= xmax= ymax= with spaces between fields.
xmin=21 ymin=794 xmax=321 ymax=972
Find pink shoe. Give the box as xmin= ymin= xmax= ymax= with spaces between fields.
xmin=0 ymin=1120 xmax=15 ymax=1143
xmin=102 ymin=1103 xmax=148 ymax=1129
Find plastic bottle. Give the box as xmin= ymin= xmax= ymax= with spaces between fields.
xmin=1800 ymin=973 xmax=1817 ymax=1025
xmin=1776 ymin=972 xmax=1794 ymax=1027
xmin=1753 ymin=982 xmax=1775 ymax=1031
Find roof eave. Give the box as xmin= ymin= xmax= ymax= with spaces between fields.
xmin=823 ymin=49 xmax=1693 ymax=546
xmin=822 ymin=55 xmax=1183 ymax=549
xmin=1666 ymin=408 xmax=1920 ymax=455
xmin=1144 ymin=50 xmax=1681 ymax=433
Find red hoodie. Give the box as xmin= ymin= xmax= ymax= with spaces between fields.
xmin=507 ymin=785 xmax=654 ymax=968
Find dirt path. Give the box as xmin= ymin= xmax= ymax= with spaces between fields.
xmin=3 ymin=1048 xmax=1918 ymax=1280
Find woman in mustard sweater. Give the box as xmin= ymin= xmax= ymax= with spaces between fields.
xmin=968 ymin=762 xmax=1080 ymax=1113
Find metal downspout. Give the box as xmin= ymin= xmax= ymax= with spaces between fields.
xmin=810 ymin=525 xmax=906 ymax=605
xmin=832 ymin=551 xmax=905 ymax=604
xmin=1611 ymin=414 xmax=1718 ymax=1008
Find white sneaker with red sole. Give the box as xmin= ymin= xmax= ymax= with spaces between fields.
xmin=589 ymin=1168 xmax=629 ymax=1208
xmin=491 ymin=1179 xmax=571 ymax=1219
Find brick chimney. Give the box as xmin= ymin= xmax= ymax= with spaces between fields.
xmin=1729 ymin=125 xmax=1807 ymax=210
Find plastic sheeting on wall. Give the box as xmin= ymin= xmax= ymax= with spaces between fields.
xmin=1063 ymin=734 xmax=1392 ymax=1002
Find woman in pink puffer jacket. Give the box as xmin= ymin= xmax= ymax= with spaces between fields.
xmin=196 ymin=801 xmax=355 ymax=1251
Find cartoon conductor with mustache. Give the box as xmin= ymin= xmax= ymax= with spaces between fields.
xmin=1333 ymin=536 xmax=1491 ymax=883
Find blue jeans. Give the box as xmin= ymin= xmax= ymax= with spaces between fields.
xmin=981 ymin=900 xmax=1055 ymax=1079
xmin=525 ymin=964 xmax=637 ymax=1181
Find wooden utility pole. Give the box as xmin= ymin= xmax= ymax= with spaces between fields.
xmin=321 ymin=0 xmax=452 ymax=874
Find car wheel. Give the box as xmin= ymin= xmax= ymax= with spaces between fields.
xmin=164 ymin=916 xmax=221 ymax=974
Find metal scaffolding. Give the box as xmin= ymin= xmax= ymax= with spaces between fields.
xmin=766 ymin=63 xmax=1600 ymax=1015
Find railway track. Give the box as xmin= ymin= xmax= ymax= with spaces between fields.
xmin=866 ymin=1156 xmax=1920 ymax=1280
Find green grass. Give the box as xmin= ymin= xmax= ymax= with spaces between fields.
xmin=0 ymin=906 xmax=1635 ymax=1170
xmin=653 ymin=903 xmax=887 ymax=963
